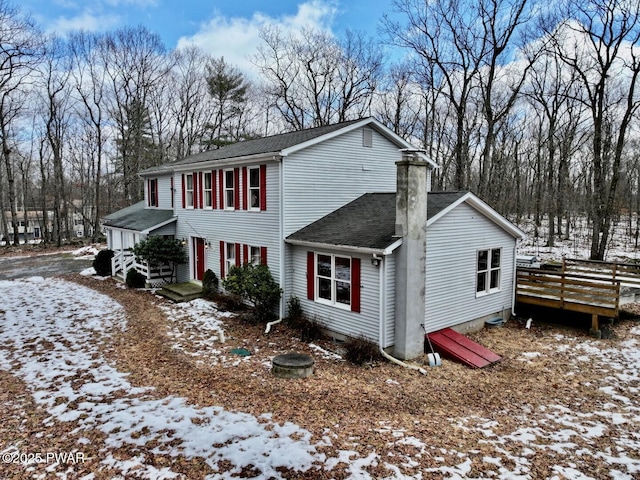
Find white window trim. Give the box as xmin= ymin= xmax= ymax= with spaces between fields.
xmin=149 ymin=178 xmax=158 ymax=207
xmin=225 ymin=242 xmax=236 ymax=274
xmin=185 ymin=173 xmax=194 ymax=209
xmin=203 ymin=172 xmax=213 ymax=209
xmin=247 ymin=166 xmax=261 ymax=211
xmin=315 ymin=252 xmax=352 ymax=311
xmin=250 ymin=245 xmax=261 ymax=265
xmin=476 ymin=247 xmax=502 ymax=297
xmin=224 ymin=169 xmax=235 ymax=210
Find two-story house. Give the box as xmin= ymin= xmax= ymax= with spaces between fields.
xmin=103 ymin=117 xmax=525 ymax=360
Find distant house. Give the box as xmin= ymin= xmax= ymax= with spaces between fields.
xmin=1 ymin=207 xmax=91 ymax=244
xmin=103 ymin=118 xmax=525 ymax=359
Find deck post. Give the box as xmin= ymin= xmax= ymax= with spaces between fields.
xmin=590 ymin=314 xmax=601 ymax=339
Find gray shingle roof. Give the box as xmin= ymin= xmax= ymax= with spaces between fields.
xmin=286 ymin=191 xmax=468 ymax=250
xmin=103 ymin=201 xmax=176 ymax=232
xmin=142 ymin=118 xmax=365 ymax=174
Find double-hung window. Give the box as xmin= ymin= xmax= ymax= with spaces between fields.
xmin=316 ymin=254 xmax=352 ymax=308
xmin=148 ymin=178 xmax=158 ymax=207
xmin=226 ymin=242 xmax=236 ymax=274
xmin=224 ymin=170 xmax=235 ymax=209
xmin=250 ymin=246 xmax=261 ymax=265
xmin=203 ymin=172 xmax=213 ymax=208
xmin=476 ymin=248 xmax=501 ymax=295
xmin=248 ymin=167 xmax=261 ymax=210
xmin=185 ymin=174 xmax=194 ymax=208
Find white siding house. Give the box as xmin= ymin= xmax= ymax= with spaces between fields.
xmin=103 ymin=117 xmax=524 ymax=360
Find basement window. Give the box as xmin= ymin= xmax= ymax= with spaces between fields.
xmin=476 ymin=248 xmax=501 ymax=296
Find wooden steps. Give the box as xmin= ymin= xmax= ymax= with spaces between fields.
xmin=428 ymin=328 xmax=501 ymax=368
xmin=158 ymin=282 xmax=203 ymax=303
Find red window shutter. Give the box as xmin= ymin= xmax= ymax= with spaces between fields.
xmin=147 ymin=180 xmax=150 ymax=207
xmin=307 ymin=252 xmax=315 ymax=300
xmin=219 ymin=241 xmax=225 ymax=278
xmin=171 ymin=177 xmax=174 ymax=208
xmin=260 ymin=246 xmax=267 ymax=266
xmin=212 ymin=170 xmax=217 ymax=209
xmin=233 ymin=167 xmax=240 ymax=210
xmin=260 ymin=164 xmax=267 ymax=211
xmin=235 ymin=243 xmax=241 ymax=267
xmin=181 ymin=174 xmax=186 ymax=209
xmin=218 ymin=170 xmax=224 ymax=209
xmin=154 ymin=180 xmax=159 ymax=207
xmin=243 ymin=244 xmax=249 ymax=265
xmin=351 ymin=258 xmax=361 ymax=313
xmin=198 ymin=172 xmax=204 ymax=209
xmin=242 ymin=167 xmax=248 ymax=210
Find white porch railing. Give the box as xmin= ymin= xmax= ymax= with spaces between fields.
xmin=111 ymin=251 xmax=174 ymax=287
xmin=112 ymin=251 xmax=135 ymax=280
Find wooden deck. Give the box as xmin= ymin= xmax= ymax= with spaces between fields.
xmin=562 ymin=258 xmax=640 ymax=290
xmin=516 ymin=267 xmax=621 ymax=335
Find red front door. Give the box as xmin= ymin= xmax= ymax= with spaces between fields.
xmin=193 ymin=237 xmax=206 ymax=281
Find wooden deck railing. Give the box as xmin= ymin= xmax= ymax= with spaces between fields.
xmin=516 ymin=268 xmax=620 ymax=318
xmin=562 ymin=258 xmax=640 ymax=288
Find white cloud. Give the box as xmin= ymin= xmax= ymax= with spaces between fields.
xmin=47 ymin=11 xmax=122 ymax=35
xmin=176 ymin=0 xmax=337 ymax=78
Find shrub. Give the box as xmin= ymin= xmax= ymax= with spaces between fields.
xmin=202 ymin=269 xmax=219 ymax=298
xmin=126 ymin=269 xmax=146 ymax=288
xmin=93 ymin=249 xmax=114 ymax=276
xmin=287 ymin=296 xmax=303 ymax=323
xmin=344 ymin=336 xmax=380 ymax=365
xmin=132 ymin=236 xmax=187 ymax=283
xmin=296 ymin=315 xmax=324 ymax=342
xmin=222 ymin=263 xmax=282 ymax=323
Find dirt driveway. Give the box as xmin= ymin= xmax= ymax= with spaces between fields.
xmin=0 ymin=252 xmax=93 ymax=280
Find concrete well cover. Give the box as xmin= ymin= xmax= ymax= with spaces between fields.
xmin=271 ymin=353 xmax=314 ymax=379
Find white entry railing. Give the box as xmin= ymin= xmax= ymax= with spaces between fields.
xmin=111 ymin=251 xmax=174 ymax=287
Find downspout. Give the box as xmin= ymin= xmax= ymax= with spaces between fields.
xmin=266 ymin=155 xmax=285 ymax=334
xmin=377 ymin=255 xmax=427 ymax=375
xmin=512 ymin=241 xmax=518 ymax=317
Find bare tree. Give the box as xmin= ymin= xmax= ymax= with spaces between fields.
xmin=0 ymin=0 xmax=42 ymax=245
xmin=68 ymin=30 xmax=110 ymax=240
xmin=375 ymin=63 xmax=421 ymax=139
xmin=101 ymin=26 xmax=171 ymax=204
xmin=254 ymin=26 xmax=382 ymax=130
xmin=38 ymin=36 xmax=74 ymax=246
xmin=523 ymin=47 xmax=586 ymax=246
xmin=384 ymin=0 xmax=486 ymax=190
xmin=549 ymin=0 xmax=640 ymax=259
xmin=475 ymin=0 xmax=533 ymax=203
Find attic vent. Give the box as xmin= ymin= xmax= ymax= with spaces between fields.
xmin=363 ymin=128 xmax=373 ymax=147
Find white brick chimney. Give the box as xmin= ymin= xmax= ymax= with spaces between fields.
xmin=393 ymin=149 xmax=429 ymax=360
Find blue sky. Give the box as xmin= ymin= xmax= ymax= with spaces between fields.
xmin=19 ymin=0 xmax=394 ymax=74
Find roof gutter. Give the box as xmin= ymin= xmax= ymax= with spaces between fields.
xmin=285 ymin=238 xmax=402 ymax=256
xmin=152 ymin=152 xmax=284 ymax=175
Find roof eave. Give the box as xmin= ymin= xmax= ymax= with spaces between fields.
xmin=427 ymin=192 xmax=525 ymax=239
xmin=285 ymin=237 xmax=397 ymax=255
xmin=141 ymin=216 xmax=177 ymax=235
xmin=141 ymin=153 xmax=284 ymax=176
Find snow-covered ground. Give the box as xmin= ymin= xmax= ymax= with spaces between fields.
xmin=1 ymin=277 xmax=639 ymax=479
xmin=517 ymin=215 xmax=640 ymax=264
